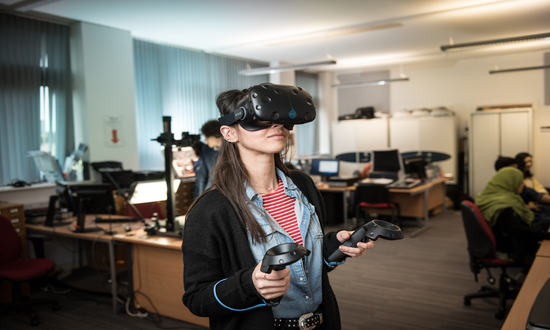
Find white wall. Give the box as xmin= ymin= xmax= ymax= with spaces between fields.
xmin=387 ymin=50 xmax=550 ymax=188
xmin=71 ymin=22 xmax=139 ymax=180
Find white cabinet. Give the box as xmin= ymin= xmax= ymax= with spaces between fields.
xmin=469 ymin=109 xmax=532 ymax=198
xmin=331 ymin=118 xmax=389 ymax=175
xmin=389 ymin=116 xmax=457 ymax=182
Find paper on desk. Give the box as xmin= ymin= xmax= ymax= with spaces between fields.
xmin=359 ymin=178 xmax=394 ymax=185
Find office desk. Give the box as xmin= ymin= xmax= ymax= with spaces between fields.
xmin=26 ymin=215 xmax=134 ymax=313
xmin=318 ymin=177 xmax=447 ymax=236
xmin=386 ymin=177 xmax=447 ymax=237
xmin=536 ymin=239 xmax=550 ymax=258
xmin=501 ymin=256 xmax=550 ymax=330
xmin=113 ymin=229 xmax=209 ymax=328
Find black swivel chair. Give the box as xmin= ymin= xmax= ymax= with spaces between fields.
xmin=354 ymin=184 xmax=400 ymax=227
xmin=460 ymin=200 xmax=530 ymax=319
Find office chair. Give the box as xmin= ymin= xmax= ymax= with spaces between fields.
xmin=354 ymin=184 xmax=400 ymax=227
xmin=460 ymin=200 xmax=530 ymax=319
xmin=0 ymin=216 xmax=60 ymax=326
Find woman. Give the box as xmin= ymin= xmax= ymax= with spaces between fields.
xmin=181 ymin=87 xmax=374 ymax=330
xmin=475 ymin=167 xmax=550 ymax=263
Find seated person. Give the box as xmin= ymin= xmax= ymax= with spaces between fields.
xmin=476 ymin=167 xmax=550 ymax=268
xmin=360 ymin=162 xmax=372 ymax=180
xmin=494 ymin=156 xmax=550 ymax=209
xmin=516 ymin=152 xmax=549 ymax=195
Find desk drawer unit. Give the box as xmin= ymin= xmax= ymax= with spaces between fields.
xmin=0 ymin=202 xmax=27 ymax=258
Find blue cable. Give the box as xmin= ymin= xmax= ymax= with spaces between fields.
xmin=324 ymin=258 xmax=346 ymax=268
xmin=213 ymin=279 xmax=267 ymax=311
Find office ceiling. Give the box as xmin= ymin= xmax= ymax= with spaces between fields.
xmin=2 ymin=0 xmax=550 ymax=73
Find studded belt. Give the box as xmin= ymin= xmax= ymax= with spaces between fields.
xmin=274 ymin=312 xmax=323 ymax=330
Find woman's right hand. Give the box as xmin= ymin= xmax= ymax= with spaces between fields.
xmin=252 ymin=262 xmax=291 ymax=300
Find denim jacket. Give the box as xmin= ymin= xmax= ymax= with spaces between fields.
xmin=245 ymin=167 xmax=324 ymax=318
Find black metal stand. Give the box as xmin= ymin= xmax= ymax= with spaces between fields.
xmin=151 ymin=116 xmax=200 ymax=238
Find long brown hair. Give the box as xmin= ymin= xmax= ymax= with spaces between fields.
xmin=187 ymin=88 xmax=290 ymax=243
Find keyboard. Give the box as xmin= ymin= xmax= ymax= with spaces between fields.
xmin=93 ymin=217 xmax=141 ymax=223
xmin=388 ymin=179 xmax=421 ymax=189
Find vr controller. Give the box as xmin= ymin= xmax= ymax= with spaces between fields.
xmin=327 ymin=220 xmax=404 ymax=262
xmin=260 ymin=243 xmax=310 ymax=307
xmin=218 ymin=84 xmax=316 ymax=131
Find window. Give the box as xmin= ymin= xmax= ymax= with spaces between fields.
xmin=0 ymin=13 xmax=73 ymax=186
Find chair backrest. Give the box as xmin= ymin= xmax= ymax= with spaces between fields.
xmin=460 ymin=200 xmax=496 ymax=259
xmin=355 ymin=184 xmax=391 ymax=205
xmin=0 ymin=215 xmax=22 ymax=265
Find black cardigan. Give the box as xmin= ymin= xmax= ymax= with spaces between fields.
xmin=181 ymin=170 xmax=343 ymax=330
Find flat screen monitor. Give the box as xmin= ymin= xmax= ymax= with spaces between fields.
xmin=371 ymin=150 xmax=403 ymax=173
xmin=310 ymin=159 xmax=339 ymax=177
xmin=402 ymin=155 xmax=427 ymax=180
xmin=56 ymin=182 xmax=116 ymax=216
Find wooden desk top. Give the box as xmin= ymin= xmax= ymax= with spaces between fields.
xmin=501 ymin=257 xmax=550 ymax=330
xmin=113 ymin=229 xmax=182 ymax=250
xmin=26 ymin=215 xmax=143 ymax=242
xmin=316 ymin=176 xmax=448 ymax=193
xmin=537 ymin=239 xmax=550 ymax=258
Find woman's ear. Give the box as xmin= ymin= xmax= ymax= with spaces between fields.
xmin=221 ymin=126 xmax=237 ymax=143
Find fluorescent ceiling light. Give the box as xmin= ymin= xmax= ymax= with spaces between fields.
xmin=332 ymin=78 xmax=409 ymax=88
xmin=239 ymin=60 xmax=337 ymax=76
xmin=441 ymin=32 xmax=550 ymax=52
xmin=264 ymin=23 xmax=402 ymax=47
xmin=489 ymin=65 xmax=550 ymax=74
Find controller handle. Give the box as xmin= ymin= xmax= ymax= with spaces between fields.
xmin=259 ymin=243 xmax=310 ymax=307
xmin=327 ymin=220 xmax=403 ymax=262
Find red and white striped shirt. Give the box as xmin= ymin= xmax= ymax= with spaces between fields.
xmin=260 ymin=177 xmax=303 ymax=245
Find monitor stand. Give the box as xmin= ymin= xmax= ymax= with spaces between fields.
xmin=70 ymin=198 xmax=102 ymax=233
xmin=43 ymin=195 xmax=71 ymax=227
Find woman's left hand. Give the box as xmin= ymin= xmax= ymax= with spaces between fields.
xmin=336 ymin=230 xmax=375 ymax=258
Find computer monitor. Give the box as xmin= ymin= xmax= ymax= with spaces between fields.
xmin=310 ymin=159 xmax=339 ymax=176
xmin=56 ymin=182 xmax=116 ymax=216
xmin=310 ymin=159 xmax=339 ymax=181
xmin=369 ymin=149 xmax=404 ymax=181
xmin=402 ymin=155 xmax=427 ymax=180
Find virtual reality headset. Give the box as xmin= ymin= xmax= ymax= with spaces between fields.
xmin=218 ymin=84 xmax=316 ymax=131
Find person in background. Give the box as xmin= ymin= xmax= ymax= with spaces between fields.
xmin=193 ymin=120 xmax=222 ymax=198
xmin=476 ymin=167 xmax=550 ymax=273
xmin=515 ymin=152 xmax=550 ymax=230
xmin=494 ymin=156 xmax=550 ymax=231
xmin=181 ymin=87 xmax=375 ymax=330
xmin=191 ymin=141 xmax=205 ymax=173
xmin=494 ymin=156 xmax=519 ymax=172
xmin=515 ymin=152 xmax=549 ymax=195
